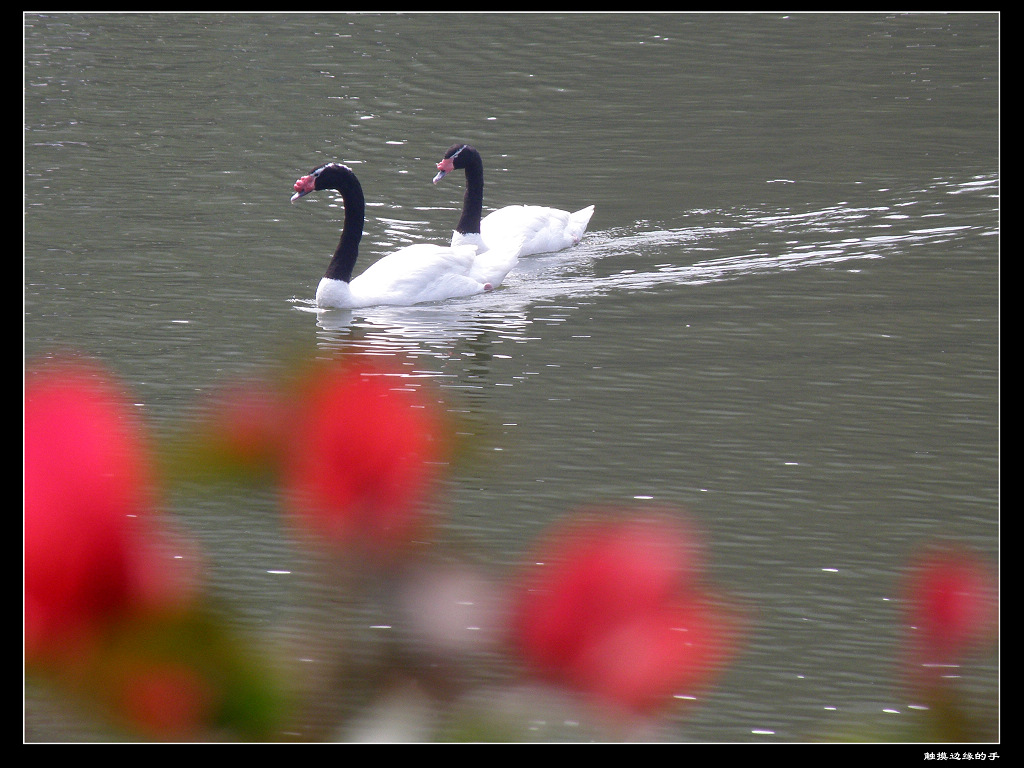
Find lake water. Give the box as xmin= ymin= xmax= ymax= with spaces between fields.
xmin=24 ymin=12 xmax=999 ymax=743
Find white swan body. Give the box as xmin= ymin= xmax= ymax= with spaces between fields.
xmin=433 ymin=144 xmax=594 ymax=258
xmin=453 ymin=203 xmax=596 ymax=256
xmin=292 ymin=163 xmax=520 ymax=310
xmin=315 ymin=242 xmax=518 ymax=309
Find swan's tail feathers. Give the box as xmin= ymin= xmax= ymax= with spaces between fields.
xmin=569 ymin=205 xmax=596 ymax=243
xmin=491 ymin=237 xmax=524 ymax=284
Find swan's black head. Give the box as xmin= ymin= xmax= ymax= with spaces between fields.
xmin=291 ymin=162 xmax=357 ymax=202
xmin=432 ymin=144 xmax=476 ymax=184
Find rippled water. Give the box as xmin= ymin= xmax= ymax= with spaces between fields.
xmin=25 ymin=12 xmax=998 ymax=742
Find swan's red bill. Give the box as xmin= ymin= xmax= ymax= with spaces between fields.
xmin=432 ymin=156 xmax=455 ymax=185
xmin=291 ymin=174 xmax=316 ymax=202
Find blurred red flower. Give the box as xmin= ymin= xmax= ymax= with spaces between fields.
xmin=281 ymin=358 xmax=446 ymax=556
xmin=901 ymin=545 xmax=997 ymax=683
xmin=193 ymin=379 xmax=292 ymax=479
xmin=115 ymin=661 xmax=217 ymax=740
xmin=510 ymin=511 xmax=741 ymax=715
xmin=24 ymin=359 xmax=196 ymax=663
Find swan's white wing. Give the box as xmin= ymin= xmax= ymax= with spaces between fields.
xmin=482 ymin=204 xmax=593 ymax=257
xmin=468 ymin=237 xmax=522 ymax=287
xmin=352 ymin=243 xmax=486 ymax=305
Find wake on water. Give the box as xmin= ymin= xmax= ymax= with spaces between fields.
xmin=292 ymin=173 xmax=997 ymax=346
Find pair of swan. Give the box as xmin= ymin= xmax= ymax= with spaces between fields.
xmin=291 ymin=144 xmax=594 ymax=309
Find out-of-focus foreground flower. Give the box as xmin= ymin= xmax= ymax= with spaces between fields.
xmin=24 ymin=357 xmax=285 ymax=740
xmin=24 ymin=358 xmax=195 ymax=663
xmin=509 ymin=510 xmax=743 ymax=717
xmin=901 ymin=544 xmax=997 ymax=691
xmin=185 ymin=379 xmax=293 ymax=483
xmin=280 ymin=357 xmax=447 ymax=559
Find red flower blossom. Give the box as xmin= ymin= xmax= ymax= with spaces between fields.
xmin=115 ymin=661 xmax=218 ymax=740
xmin=195 ymin=379 xmax=291 ymax=478
xmin=24 ymin=359 xmax=195 ymax=663
xmin=901 ymin=545 xmax=997 ymax=681
xmin=281 ymin=358 xmax=445 ymax=556
xmin=510 ymin=511 xmax=740 ymax=715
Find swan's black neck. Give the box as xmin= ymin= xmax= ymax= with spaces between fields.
xmin=455 ymin=147 xmax=484 ymax=235
xmin=320 ymin=168 xmax=365 ymax=283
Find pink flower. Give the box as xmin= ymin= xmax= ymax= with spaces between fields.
xmin=510 ymin=511 xmax=740 ymax=715
xmin=281 ymin=358 xmax=446 ymax=556
xmin=901 ymin=545 xmax=997 ymax=683
xmin=24 ymin=359 xmax=196 ymax=663
xmin=194 ymin=379 xmax=291 ymax=478
xmin=115 ymin=661 xmax=218 ymax=740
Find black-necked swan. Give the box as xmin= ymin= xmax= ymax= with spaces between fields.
xmin=291 ymin=163 xmax=521 ymax=309
xmin=432 ymin=144 xmax=595 ymax=257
